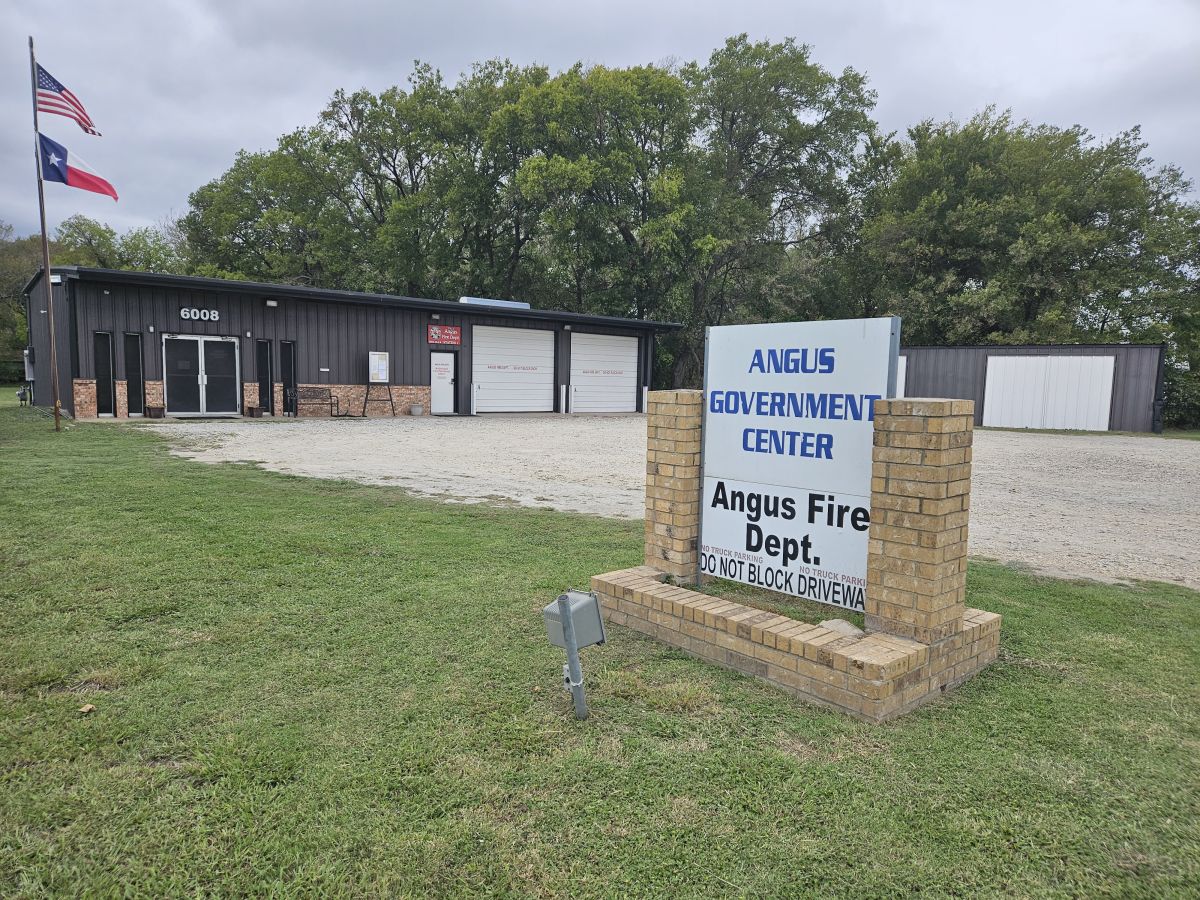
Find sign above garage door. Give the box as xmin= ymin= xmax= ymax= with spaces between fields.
xmin=570 ymin=333 xmax=638 ymax=413
xmin=472 ymin=325 xmax=556 ymax=412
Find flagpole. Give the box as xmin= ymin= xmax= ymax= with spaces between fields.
xmin=29 ymin=36 xmax=61 ymax=432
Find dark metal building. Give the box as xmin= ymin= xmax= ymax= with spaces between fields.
xmin=23 ymin=267 xmax=678 ymax=420
xmin=899 ymin=344 xmax=1166 ymax=432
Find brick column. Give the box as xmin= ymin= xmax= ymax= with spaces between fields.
xmin=644 ymin=390 xmax=703 ymax=581
xmin=73 ymin=379 xmax=98 ymax=419
xmin=866 ymin=399 xmax=974 ymax=644
xmin=115 ymin=381 xmax=129 ymax=418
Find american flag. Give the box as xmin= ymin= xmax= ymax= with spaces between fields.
xmin=36 ymin=63 xmax=100 ymax=136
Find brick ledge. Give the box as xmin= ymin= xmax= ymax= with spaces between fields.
xmin=592 ymin=566 xmax=1000 ymax=722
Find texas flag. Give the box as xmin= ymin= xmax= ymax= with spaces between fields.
xmin=39 ymin=132 xmax=118 ymax=201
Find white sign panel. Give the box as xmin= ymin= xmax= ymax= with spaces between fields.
xmin=700 ymin=318 xmax=899 ymax=611
xmin=368 ymin=351 xmax=389 ymax=384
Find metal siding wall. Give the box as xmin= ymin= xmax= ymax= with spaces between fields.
xmin=557 ymin=329 xmax=571 ymax=412
xmin=24 ymin=279 xmax=69 ymax=409
xmin=904 ymin=348 xmax=987 ymax=423
xmin=58 ymin=275 xmax=660 ymax=415
xmin=24 ymin=283 xmax=44 ymax=405
xmin=458 ymin=320 xmax=474 ymax=413
xmin=636 ymin=334 xmax=646 ymax=411
xmin=76 ymin=283 xmax=93 ymax=377
xmin=1107 ymin=345 xmax=1159 ymax=432
xmin=902 ymin=344 xmax=1162 ymax=432
xmin=409 ymin=311 xmax=425 ymax=384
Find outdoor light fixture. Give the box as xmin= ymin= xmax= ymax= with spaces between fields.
xmin=245 ymin=331 xmax=252 ymax=338
xmin=431 ymin=313 xmax=441 ymax=320
xmin=543 ymin=589 xmax=607 ymax=719
xmin=265 ymin=299 xmax=279 ymax=307
xmin=563 ymin=325 xmax=571 ymax=331
xmin=148 ymin=325 xmax=155 ymax=333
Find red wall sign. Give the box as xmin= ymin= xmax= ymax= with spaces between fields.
xmin=428 ymin=324 xmax=462 ymax=346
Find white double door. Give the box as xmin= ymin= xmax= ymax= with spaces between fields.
xmin=983 ymin=355 xmax=1115 ymax=431
xmin=163 ymin=334 xmax=241 ymax=417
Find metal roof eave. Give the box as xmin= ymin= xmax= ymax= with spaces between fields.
xmin=25 ymin=266 xmax=682 ymax=332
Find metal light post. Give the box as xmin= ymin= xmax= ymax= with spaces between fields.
xmin=543 ymin=590 xmax=608 ymax=721
xmin=557 ymin=593 xmax=588 ymax=719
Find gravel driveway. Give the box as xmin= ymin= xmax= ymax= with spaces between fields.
xmin=152 ymin=416 xmax=1198 ymax=589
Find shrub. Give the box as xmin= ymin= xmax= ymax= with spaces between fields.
xmin=1162 ymin=364 xmax=1200 ymax=429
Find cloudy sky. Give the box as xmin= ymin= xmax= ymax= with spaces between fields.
xmin=2 ymin=0 xmax=1197 ymax=237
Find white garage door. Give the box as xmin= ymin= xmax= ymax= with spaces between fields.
xmin=472 ymin=325 xmax=556 ymax=412
xmin=983 ymin=355 xmax=1115 ymax=431
xmin=570 ymin=333 xmax=639 ymax=413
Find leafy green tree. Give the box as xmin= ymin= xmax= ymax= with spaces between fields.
xmin=435 ymin=60 xmax=552 ymax=302
xmin=850 ymin=110 xmax=1199 ymax=347
xmin=0 ymin=222 xmax=43 ymax=378
xmin=666 ymin=35 xmax=876 ymax=383
xmin=180 ymin=36 xmax=876 ymax=381
xmin=55 ymin=214 xmax=187 ymax=273
xmin=832 ymin=110 xmax=1200 ymax=423
xmin=514 ymin=62 xmax=695 ymax=320
xmin=173 ymin=41 xmax=1197 ymax=412
xmin=182 ymin=148 xmax=342 ymax=285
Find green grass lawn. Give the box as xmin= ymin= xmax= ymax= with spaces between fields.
xmin=2 ymin=397 xmax=1198 ymax=897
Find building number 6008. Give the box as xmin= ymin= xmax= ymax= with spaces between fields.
xmin=180 ymin=307 xmax=219 ymax=321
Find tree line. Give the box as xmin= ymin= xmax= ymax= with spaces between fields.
xmin=3 ymin=35 xmax=1197 ymax=423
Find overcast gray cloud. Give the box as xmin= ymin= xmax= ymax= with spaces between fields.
xmin=2 ymin=0 xmax=1197 ymax=237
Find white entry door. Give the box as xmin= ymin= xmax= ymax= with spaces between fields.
xmin=431 ymin=352 xmax=455 ymax=414
xmin=570 ymin=333 xmax=639 ymax=412
xmin=472 ymin=326 xmax=556 ymax=412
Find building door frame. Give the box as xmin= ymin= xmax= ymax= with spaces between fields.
xmin=431 ymin=351 xmax=456 ymax=414
xmin=256 ymin=339 xmax=274 ymax=414
xmin=93 ymin=331 xmax=115 ymax=416
xmin=162 ymin=334 xmax=242 ymax=417
xmin=124 ymin=333 xmax=144 ymax=416
xmin=280 ymin=340 xmax=297 ymax=416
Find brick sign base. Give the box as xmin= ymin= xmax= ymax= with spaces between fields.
xmin=593 ymin=391 xmax=1001 ymax=723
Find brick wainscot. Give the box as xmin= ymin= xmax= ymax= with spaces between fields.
xmin=294 ymin=384 xmax=431 ymax=417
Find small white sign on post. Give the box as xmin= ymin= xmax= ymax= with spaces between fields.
xmin=368 ymin=351 xmax=389 ymax=384
xmin=699 ymin=317 xmax=899 ymax=611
